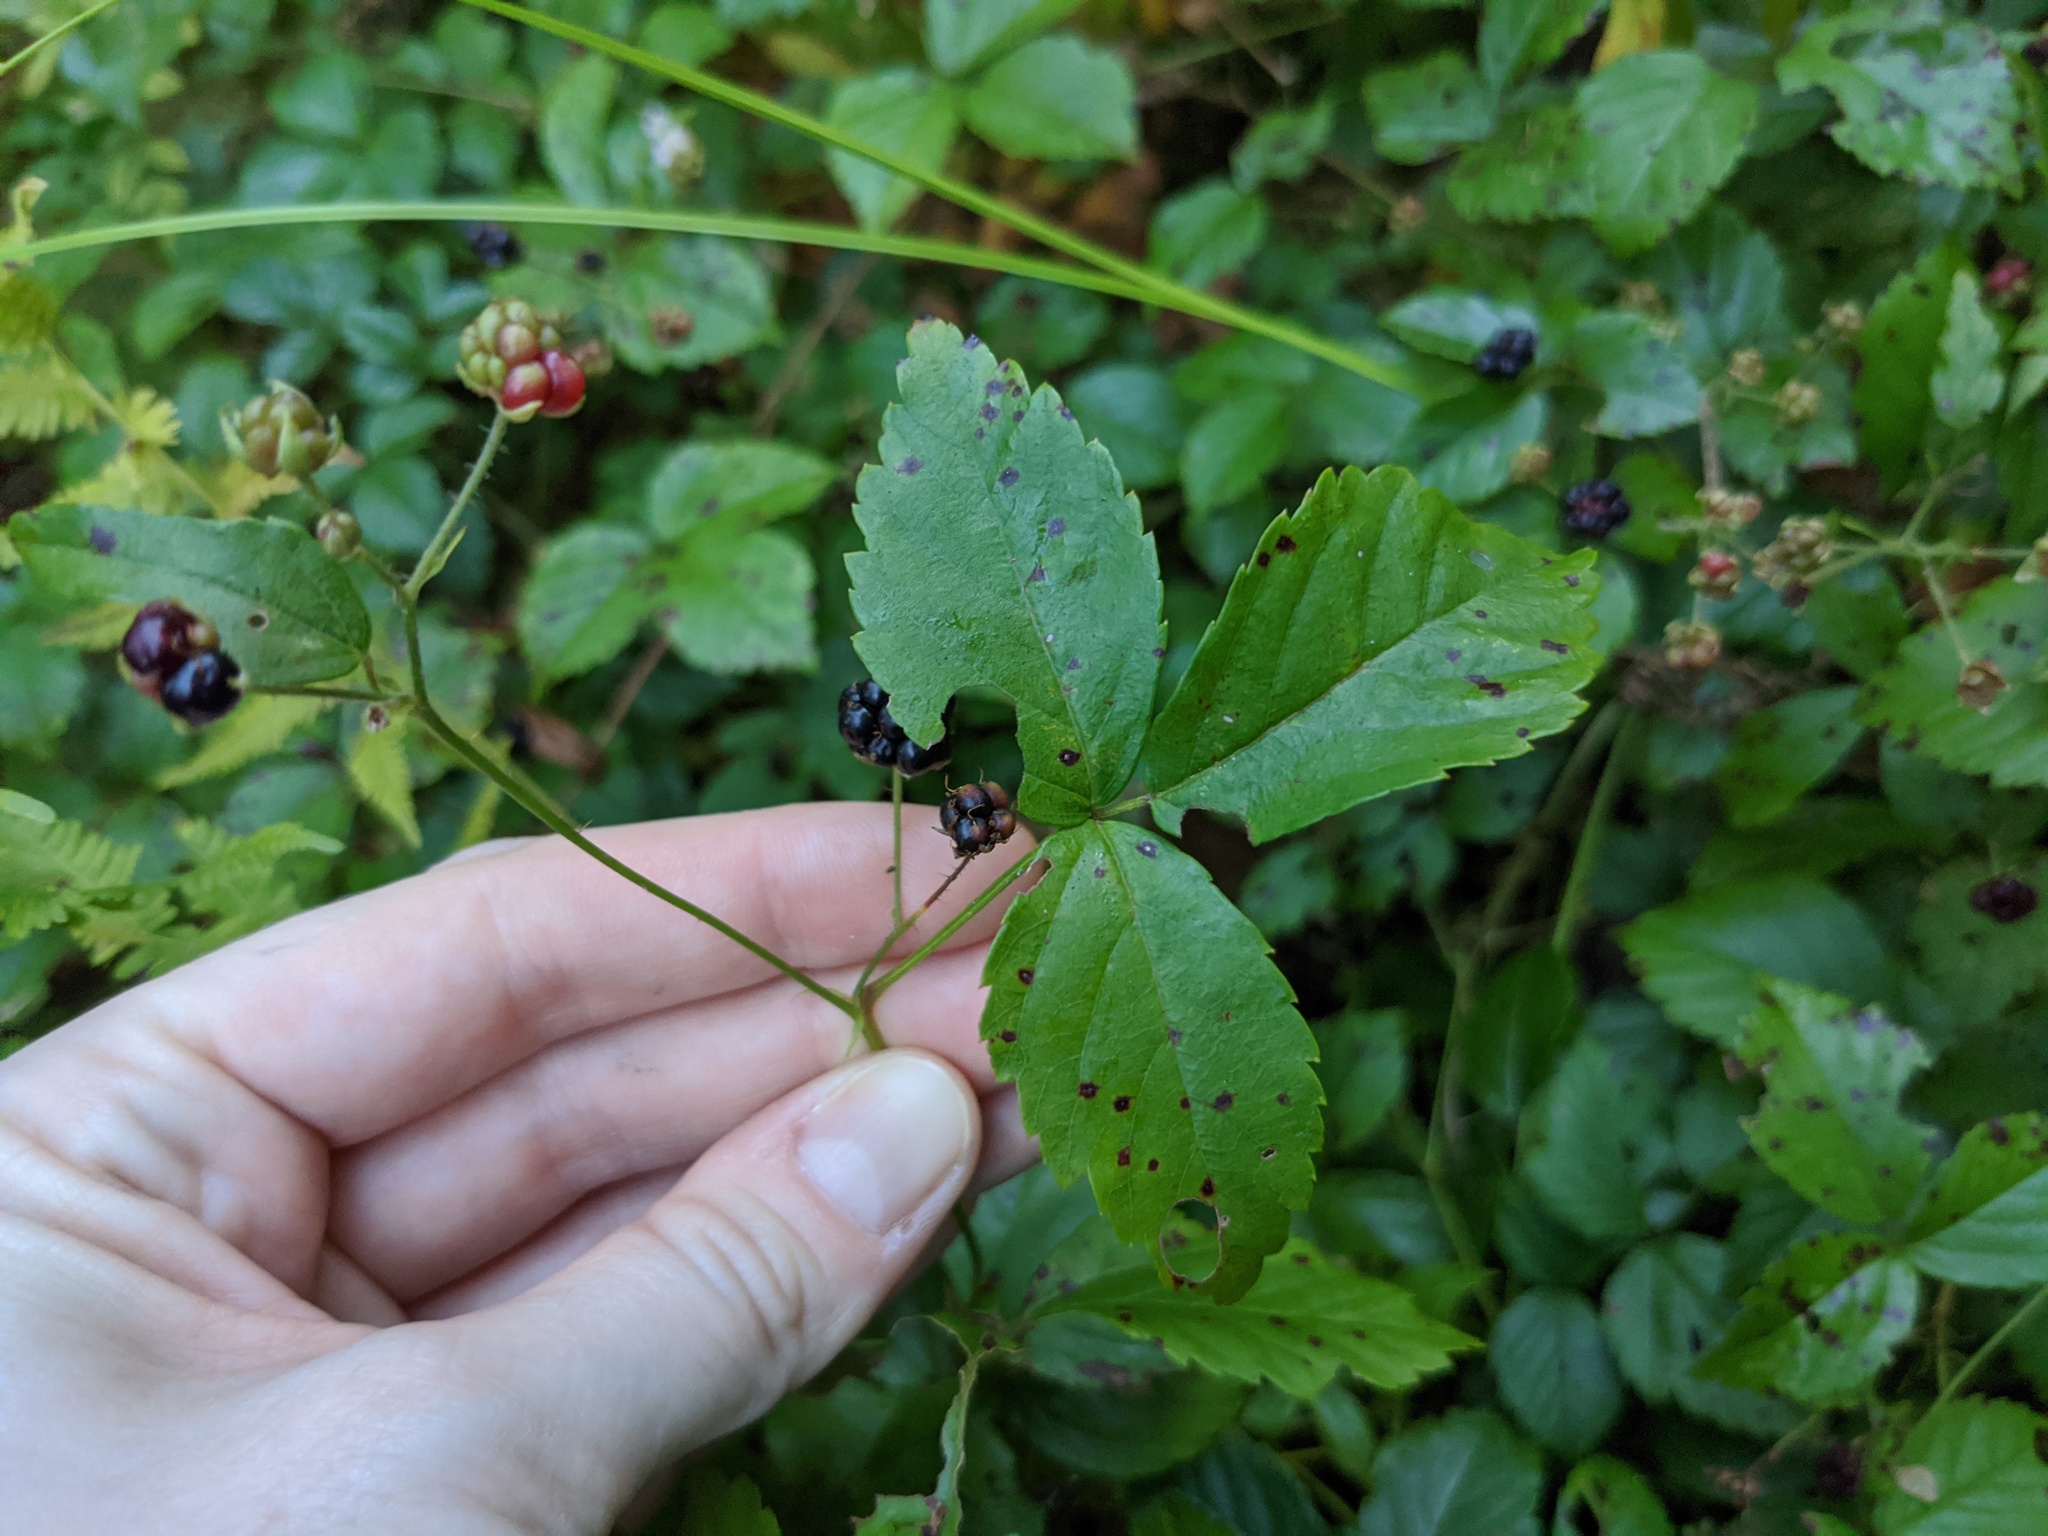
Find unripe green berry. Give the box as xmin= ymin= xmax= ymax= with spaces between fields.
xmin=457 ymin=298 xmax=565 ymax=408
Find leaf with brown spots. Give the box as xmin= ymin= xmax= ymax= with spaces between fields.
xmin=1907 ymin=1113 xmax=2048 ymax=1288
xmin=1695 ymin=1233 xmax=1917 ymax=1407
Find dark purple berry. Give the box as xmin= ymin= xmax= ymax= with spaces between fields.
xmin=159 ymin=649 xmax=242 ymax=726
xmin=2027 ymin=32 xmax=2048 ymax=69
xmin=1970 ymin=874 xmax=2039 ymax=924
xmin=463 ymin=223 xmax=522 ymax=269
xmin=1812 ymin=1442 xmax=1863 ymax=1502
xmin=121 ymin=599 xmax=216 ymax=684
xmin=1562 ymin=479 xmax=1631 ymax=538
xmin=940 ymin=781 xmax=1015 ymax=857
xmin=837 ymin=679 xmax=950 ymax=776
xmin=1474 ymin=327 xmax=1536 ymax=381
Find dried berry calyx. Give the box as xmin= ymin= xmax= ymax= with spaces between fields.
xmin=1689 ymin=549 xmax=1741 ymax=601
xmin=1663 ymin=618 xmax=1723 ymax=670
xmin=160 ymin=649 xmax=242 ymax=726
xmin=222 ymin=382 xmax=341 ymax=479
xmin=1773 ymin=378 xmax=1822 ymax=427
xmin=1970 ymin=874 xmax=2039 ymax=924
xmin=838 ymin=679 xmax=950 ymax=776
xmin=1752 ymin=516 xmax=1833 ymax=588
xmin=1473 ymin=327 xmax=1536 ymax=381
xmin=120 ymin=599 xmax=217 ymax=692
xmin=316 ymin=509 xmax=362 ymax=560
xmin=940 ymin=780 xmax=1017 ymax=857
xmin=1956 ymin=657 xmax=2008 ymax=712
xmin=1562 ymin=478 xmax=1631 ymax=538
xmin=457 ymin=299 xmax=574 ymax=420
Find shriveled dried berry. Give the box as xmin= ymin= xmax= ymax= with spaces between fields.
xmin=1474 ymin=327 xmax=1536 ymax=381
xmin=1971 ymin=874 xmax=2039 ymax=924
xmin=1562 ymin=479 xmax=1630 ymax=538
xmin=121 ymin=600 xmax=217 ymax=689
xmin=1956 ymin=657 xmax=2008 ymax=713
xmin=837 ymin=679 xmax=950 ymax=776
xmin=1663 ymin=618 xmax=1723 ymax=670
xmin=1812 ymin=1442 xmax=1864 ymax=1502
xmin=159 ymin=649 xmax=242 ymax=726
xmin=940 ymin=780 xmax=1015 ymax=857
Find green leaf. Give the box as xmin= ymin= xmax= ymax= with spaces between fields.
xmin=676 ymin=1471 xmax=780 ymax=1536
xmin=1150 ymin=180 xmax=1269 ymax=291
xmin=1859 ymin=578 xmax=2048 ymax=789
xmin=1465 ymin=946 xmax=1581 ymax=1119
xmin=1478 ymin=0 xmax=1602 ymax=88
xmin=962 ymin=36 xmax=1136 ymax=162
xmin=0 ymin=811 xmax=140 ymax=942
xmin=1805 ymin=565 xmax=1910 ymax=681
xmin=1715 ymin=686 xmax=1863 ymax=827
xmin=1489 ymin=1288 xmax=1622 ymax=1457
xmin=855 ymin=1354 xmax=980 ymax=1536
xmin=1446 ymin=103 xmax=1590 ymax=225
xmin=1356 ymin=1410 xmax=1543 ymax=1536
xmin=1779 ymin=14 xmax=2025 ymax=193
xmin=268 ymin=52 xmax=371 ymax=142
xmin=1906 ymin=1113 xmax=2048 ymax=1288
xmin=1238 ymin=840 xmax=1337 ymax=941
xmin=344 ymin=712 xmax=421 ymax=849
xmin=608 ymin=237 xmax=776 ymax=375
xmin=516 ymin=524 xmax=654 ymax=685
xmin=1144 ymin=466 xmax=1600 ymax=845
xmin=981 ymin=819 xmax=1321 ymax=1300
xmin=1698 ymin=1233 xmax=1917 ymax=1406
xmin=1066 ymin=364 xmax=1184 ymax=491
xmin=156 ymin=694 xmax=333 ymax=788
xmin=540 ymin=53 xmax=619 ymax=206
xmin=0 ymin=790 xmax=53 ymax=824
xmin=1600 ymin=1236 xmax=1730 ymax=1405
xmin=1042 ymin=1237 xmax=1474 ymax=1397
xmin=1400 ymin=390 xmax=1552 ymax=505
xmin=925 ymin=0 xmax=1081 ymax=77
xmin=1572 ymin=52 xmax=1758 ymax=255
xmin=1910 ymin=858 xmax=2048 ymax=1026
xmin=13 ymin=506 xmax=371 ymax=687
xmin=1517 ymin=1035 xmax=1657 ymax=1245
xmin=827 ymin=69 xmax=961 ymax=231
xmin=1551 ymin=1458 xmax=1672 ymax=1536
xmin=1736 ymin=982 xmax=1932 ymax=1225
xmin=1363 ymin=52 xmax=1498 ymax=166
xmin=1571 ymin=312 xmax=1702 ymax=439
xmin=0 ymin=626 xmax=84 ymax=753
xmin=1619 ymin=875 xmax=1891 ymax=1048
xmin=656 ymin=525 xmax=817 ymax=674
xmin=646 ymin=439 xmax=837 ymax=541
xmin=1855 ymin=245 xmax=1966 ymax=490
xmin=1231 ymin=97 xmax=1335 ymax=190
xmin=1932 ymin=270 xmax=2005 ymax=430
xmin=1382 ymin=288 xmax=1541 ymax=365
xmin=1873 ymin=1399 xmax=2048 ymax=1536
xmin=1317 ymin=1009 xmax=1409 ymax=1154
xmin=848 ymin=320 xmax=1163 ymax=823
xmin=1179 ymin=390 xmax=1290 ymax=516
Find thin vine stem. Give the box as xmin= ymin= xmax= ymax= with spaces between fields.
xmin=1932 ymin=1279 xmax=2048 ymax=1412
xmin=457 ymin=0 xmax=1433 ymax=399
xmin=1552 ymin=709 xmax=1640 ymax=956
xmin=406 ymin=408 xmax=507 ymax=599
xmin=867 ymin=848 xmax=1039 ymax=1001
xmin=0 ymin=0 xmax=122 ymax=80
xmin=891 ymin=770 xmax=905 ymax=931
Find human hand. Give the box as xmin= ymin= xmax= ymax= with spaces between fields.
xmin=0 ymin=802 xmax=1036 ymax=1534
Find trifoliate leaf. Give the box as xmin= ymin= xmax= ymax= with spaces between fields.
xmin=1858 ymin=578 xmax=2048 ymax=788
xmin=1355 ymin=1410 xmax=1543 ymax=1536
xmin=1715 ymin=685 xmax=1863 ymax=827
xmin=1572 ymin=52 xmax=1757 ymax=255
xmin=645 ymin=439 xmax=838 ymax=541
xmin=1231 ymin=97 xmax=1334 ymax=190
xmin=1489 ymin=1288 xmax=1622 ymax=1457
xmin=1873 ymin=1399 xmax=2048 ymax=1536
xmin=1695 ymin=1233 xmax=1917 ymax=1406
xmin=1144 ymin=466 xmax=1599 ymax=845
xmin=848 ymin=320 xmax=1163 ymax=823
xmin=1620 ymin=876 xmax=1891 ymax=1047
xmin=826 ymin=68 xmax=960 ymax=231
xmin=982 ymin=820 xmax=1321 ymax=1300
xmin=1856 ymin=244 xmax=1966 ymax=490
xmin=1041 ymin=1238 xmax=1474 ymax=1397
xmin=516 ymin=524 xmax=654 ymax=684
xmin=608 ymin=237 xmax=776 ymax=374
xmin=1735 ymin=982 xmax=1933 ymax=1225
xmin=656 ymin=525 xmax=817 ymax=674
xmin=1362 ymin=51 xmax=1497 ymax=166
xmin=1779 ymin=12 xmax=2025 ymax=192
xmin=1571 ymin=311 xmax=1702 ymax=438
xmin=1906 ymin=1114 xmax=2048 ymax=1288
xmin=1149 ymin=180 xmax=1269 ymax=291
xmin=925 ymin=0 xmax=1080 ymax=76
xmin=1931 ymin=270 xmax=2005 ymax=429
xmin=1910 ymin=858 xmax=2048 ymax=1026
xmin=12 ymin=505 xmax=371 ymax=686
xmin=962 ymin=36 xmax=1137 ymax=162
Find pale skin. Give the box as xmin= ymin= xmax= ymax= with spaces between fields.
xmin=0 ymin=802 xmax=1037 ymax=1534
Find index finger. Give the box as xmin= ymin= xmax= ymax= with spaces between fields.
xmin=95 ymin=801 xmax=1035 ymax=1145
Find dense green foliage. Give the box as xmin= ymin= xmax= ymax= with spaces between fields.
xmin=9 ymin=0 xmax=2048 ymax=1532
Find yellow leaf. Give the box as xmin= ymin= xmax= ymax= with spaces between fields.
xmin=157 ymin=694 xmax=333 ymax=788
xmin=112 ymin=386 xmax=181 ymax=449
xmin=198 ymin=457 xmax=297 ymax=519
xmin=41 ymin=600 xmax=137 ymax=650
xmin=0 ymin=347 xmax=100 ymax=440
xmin=56 ymin=444 xmax=195 ymax=515
xmin=1593 ymin=0 xmax=1663 ymax=68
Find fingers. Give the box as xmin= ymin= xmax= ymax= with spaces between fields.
xmin=430 ymin=1049 xmax=980 ymax=1497
xmin=106 ymin=802 xmax=1032 ymax=1147
xmin=327 ymin=943 xmax=1001 ymax=1303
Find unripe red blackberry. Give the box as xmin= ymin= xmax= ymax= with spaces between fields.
xmin=1689 ymin=550 xmax=1741 ymax=601
xmin=940 ymin=781 xmax=1015 ymax=857
xmin=457 ymin=299 xmax=562 ymax=406
xmin=499 ymin=360 xmax=552 ymax=422
xmin=223 ymin=382 xmax=340 ymax=479
xmin=1562 ymin=479 xmax=1630 ymax=538
xmin=159 ymin=649 xmax=242 ymax=726
xmin=1970 ymin=874 xmax=2038 ymax=924
xmin=838 ymin=679 xmax=950 ymax=776
xmin=121 ymin=600 xmax=217 ymax=690
xmin=538 ymin=350 xmax=586 ymax=418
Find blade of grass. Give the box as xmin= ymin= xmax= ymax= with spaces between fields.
xmin=458 ymin=0 xmax=1433 ymax=399
xmin=0 ymin=0 xmax=122 ymax=81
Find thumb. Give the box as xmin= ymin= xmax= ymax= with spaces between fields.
xmin=436 ymin=1048 xmax=979 ymax=1503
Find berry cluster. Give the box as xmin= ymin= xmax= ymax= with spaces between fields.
xmin=1473 ymin=327 xmax=1536 ymax=381
xmin=222 ymin=382 xmax=341 ymax=480
xmin=1562 ymin=479 xmax=1630 ymax=538
xmin=456 ymin=299 xmax=586 ymax=423
xmin=121 ymin=601 xmax=242 ymax=725
xmin=838 ymin=679 xmax=949 ymax=776
xmin=1970 ymin=874 xmax=2039 ymax=924
xmin=940 ymin=782 xmax=1016 ymax=857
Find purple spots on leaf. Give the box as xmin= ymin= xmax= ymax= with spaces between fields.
xmin=1113 ymin=1095 xmax=1131 ymax=1112
xmin=897 ymin=457 xmax=923 ymax=475
xmin=1212 ymin=1092 xmax=1234 ymax=1111
xmin=1078 ymin=1081 xmax=1098 ymax=1099
xmin=89 ymin=525 xmax=115 ymax=553
xmin=999 ymin=467 xmax=1019 ymax=488
xmin=1516 ymin=727 xmax=1530 ymax=738
xmin=1048 ymin=517 xmax=1066 ymax=536
xmin=1466 ymin=674 xmax=1507 ymax=699
xmin=1058 ymin=748 xmax=1080 ymax=765
xmin=1012 ymin=410 xmax=1024 ymax=422
xmin=1030 ymin=565 xmax=1047 ymax=583
xmin=964 ymin=333 xmax=982 ymax=349
xmin=1541 ymin=639 xmax=1569 ymax=654
xmin=1137 ymin=840 xmax=1158 ymax=858
xmin=1067 ymin=657 xmax=1082 ymax=670
xmin=1058 ymin=405 xmax=1074 ymax=420
xmin=1445 ymin=648 xmax=1462 ymax=662
xmin=981 ymin=402 xmax=999 ymax=421
xmin=1474 ymin=609 xmax=1489 ymax=620
xmin=1564 ymin=573 xmax=1581 ymax=587
xmin=1018 ymin=967 xmax=1035 ymax=985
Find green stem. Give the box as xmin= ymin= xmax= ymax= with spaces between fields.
xmin=457 ymin=0 xmax=1433 ymax=399
xmin=891 ymin=769 xmax=905 ymax=930
xmin=1932 ymin=1280 xmax=2048 ymax=1412
xmin=867 ymin=848 xmax=1039 ymax=1002
xmin=0 ymin=0 xmax=122 ymax=80
xmin=251 ymin=683 xmax=396 ymax=704
xmin=407 ymin=408 xmax=507 ymax=600
xmin=1552 ymin=710 xmax=1640 ymax=956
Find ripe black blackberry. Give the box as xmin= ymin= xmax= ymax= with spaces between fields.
xmin=1970 ymin=874 xmax=2039 ymax=924
xmin=159 ymin=650 xmax=242 ymax=726
xmin=120 ymin=600 xmax=216 ymax=686
xmin=1474 ymin=327 xmax=1536 ymax=381
xmin=463 ymin=222 xmax=522 ymax=269
xmin=940 ymin=781 xmax=1016 ymax=857
xmin=838 ymin=679 xmax=949 ymax=776
xmin=1562 ymin=479 xmax=1631 ymax=538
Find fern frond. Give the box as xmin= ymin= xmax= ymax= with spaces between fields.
xmin=0 ymin=347 xmax=101 ymax=440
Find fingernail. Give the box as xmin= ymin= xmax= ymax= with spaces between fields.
xmin=798 ymin=1052 xmax=973 ymax=1234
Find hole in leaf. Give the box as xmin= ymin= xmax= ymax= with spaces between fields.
xmin=1159 ymin=1198 xmax=1221 ymax=1285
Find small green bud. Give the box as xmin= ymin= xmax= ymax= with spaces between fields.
xmin=316 ymin=509 xmax=361 ymax=560
xmin=226 ymin=382 xmax=340 ymax=479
